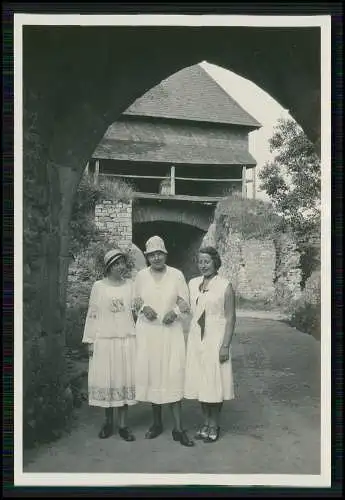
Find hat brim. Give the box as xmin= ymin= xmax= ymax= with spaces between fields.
xmin=144 ymin=249 xmax=168 ymax=256
xmin=104 ymin=253 xmax=125 ymax=270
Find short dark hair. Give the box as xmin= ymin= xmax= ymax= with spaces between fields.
xmin=198 ymin=246 xmax=222 ymax=271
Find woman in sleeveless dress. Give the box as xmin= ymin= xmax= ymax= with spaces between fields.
xmin=133 ymin=236 xmax=194 ymax=447
xmin=82 ymin=248 xmax=137 ymax=442
xmin=184 ymin=246 xmax=236 ymax=443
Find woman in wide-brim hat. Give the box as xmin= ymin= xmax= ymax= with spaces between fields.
xmin=82 ymin=248 xmax=137 ymax=442
xmin=133 ymin=236 xmax=194 ymax=447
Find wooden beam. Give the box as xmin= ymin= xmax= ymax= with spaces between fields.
xmin=98 ymin=173 xmax=242 ymax=182
xmin=94 ymin=160 xmax=100 ymax=185
xmin=252 ymin=166 xmax=257 ymax=200
xmin=170 ymin=165 xmax=176 ymax=195
xmin=84 ymin=161 xmax=89 ymax=177
xmin=242 ymin=166 xmax=247 ymax=199
xmin=133 ymin=192 xmax=222 ymax=203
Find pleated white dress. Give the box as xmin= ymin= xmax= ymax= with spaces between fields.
xmin=82 ymin=279 xmax=137 ymax=408
xmin=184 ymin=275 xmax=235 ymax=403
xmin=134 ymin=266 xmax=189 ymax=404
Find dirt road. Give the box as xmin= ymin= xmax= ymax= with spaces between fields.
xmin=23 ymin=318 xmax=320 ymax=475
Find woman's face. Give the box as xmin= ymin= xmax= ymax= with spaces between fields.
xmin=108 ymin=256 xmax=126 ymax=279
xmin=198 ymin=252 xmax=216 ymax=277
xmin=147 ymin=251 xmax=167 ymax=271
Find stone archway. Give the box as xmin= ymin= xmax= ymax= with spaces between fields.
xmin=133 ymin=221 xmax=206 ymax=281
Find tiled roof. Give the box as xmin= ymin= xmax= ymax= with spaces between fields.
xmin=123 ymin=64 xmax=261 ymax=129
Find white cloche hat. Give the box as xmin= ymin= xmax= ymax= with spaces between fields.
xmin=144 ymin=235 xmax=168 ymax=255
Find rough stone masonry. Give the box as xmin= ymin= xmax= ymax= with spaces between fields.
xmin=95 ymin=200 xmax=132 ymax=249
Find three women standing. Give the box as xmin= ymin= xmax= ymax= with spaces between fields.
xmin=82 ymin=240 xmax=236 ymax=445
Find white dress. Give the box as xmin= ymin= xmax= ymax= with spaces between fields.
xmin=82 ymin=279 xmax=137 ymax=408
xmin=134 ymin=266 xmax=189 ymax=404
xmin=184 ymin=275 xmax=235 ymax=403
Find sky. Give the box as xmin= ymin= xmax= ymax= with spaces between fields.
xmin=201 ymin=61 xmax=292 ymax=201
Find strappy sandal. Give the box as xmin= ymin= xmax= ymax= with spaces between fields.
xmin=118 ymin=427 xmax=136 ymax=442
xmin=203 ymin=426 xmax=220 ymax=443
xmin=98 ymin=422 xmax=113 ymax=439
xmin=172 ymin=429 xmax=195 ymax=447
xmin=195 ymin=425 xmax=209 ymax=440
xmin=145 ymin=424 xmax=163 ymax=439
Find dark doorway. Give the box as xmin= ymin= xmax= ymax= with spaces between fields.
xmin=133 ymin=221 xmax=205 ymax=282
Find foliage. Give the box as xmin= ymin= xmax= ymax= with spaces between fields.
xmin=214 ymin=193 xmax=281 ymax=242
xmin=69 ymin=174 xmax=134 ymax=257
xmin=259 ymin=118 xmax=321 ymax=237
xmin=288 ymin=301 xmax=321 ymax=341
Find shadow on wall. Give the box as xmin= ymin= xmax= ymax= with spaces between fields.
xmin=133 ymin=221 xmax=205 ymax=282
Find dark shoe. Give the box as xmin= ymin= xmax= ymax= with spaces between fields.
xmin=98 ymin=422 xmax=113 ymax=439
xmin=195 ymin=425 xmax=209 ymax=440
xmin=119 ymin=427 xmax=136 ymax=442
xmin=172 ymin=429 xmax=195 ymax=447
xmin=145 ymin=424 xmax=163 ymax=439
xmin=203 ymin=426 xmax=220 ymax=443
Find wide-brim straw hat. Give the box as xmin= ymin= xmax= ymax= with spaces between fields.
xmin=144 ymin=236 xmax=168 ymax=255
xmin=104 ymin=248 xmax=125 ymax=271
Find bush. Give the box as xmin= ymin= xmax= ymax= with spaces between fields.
xmin=23 ymin=336 xmax=74 ymax=448
xmin=289 ymin=301 xmax=321 ymax=341
xmin=214 ymin=194 xmax=281 ymax=242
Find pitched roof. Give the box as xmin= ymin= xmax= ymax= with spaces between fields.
xmin=123 ymin=64 xmax=261 ymax=129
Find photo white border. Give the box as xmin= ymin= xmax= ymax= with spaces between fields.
xmin=13 ymin=13 xmax=332 ymax=488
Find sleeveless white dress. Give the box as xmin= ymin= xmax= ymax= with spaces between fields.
xmin=82 ymin=279 xmax=137 ymax=408
xmin=184 ymin=275 xmax=235 ymax=403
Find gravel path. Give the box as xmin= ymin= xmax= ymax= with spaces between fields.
xmin=23 ymin=318 xmax=320 ymax=475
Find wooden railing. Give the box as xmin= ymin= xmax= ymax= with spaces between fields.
xmin=87 ymin=161 xmax=255 ymax=200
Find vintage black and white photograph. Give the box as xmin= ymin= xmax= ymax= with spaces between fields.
xmin=14 ymin=13 xmax=331 ymax=488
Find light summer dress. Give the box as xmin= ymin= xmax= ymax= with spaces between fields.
xmin=82 ymin=278 xmax=137 ymax=408
xmin=134 ymin=266 xmax=189 ymax=404
xmin=184 ymin=275 xmax=235 ymax=403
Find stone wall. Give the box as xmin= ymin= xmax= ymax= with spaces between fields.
xmin=210 ymin=229 xmax=276 ymax=301
xmin=94 ymin=200 xmax=132 ymax=249
xmin=273 ymin=233 xmax=302 ymax=305
xmin=203 ymin=224 xmax=302 ymax=304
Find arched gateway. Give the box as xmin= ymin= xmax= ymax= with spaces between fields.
xmin=90 ymin=65 xmax=261 ymax=277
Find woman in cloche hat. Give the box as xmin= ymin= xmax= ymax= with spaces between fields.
xmin=133 ymin=236 xmax=194 ymax=447
xmin=82 ymin=248 xmax=137 ymax=441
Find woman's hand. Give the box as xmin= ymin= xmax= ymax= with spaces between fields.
xmin=162 ymin=310 xmax=178 ymax=325
xmin=219 ymin=345 xmax=230 ymax=364
xmin=88 ymin=344 xmax=94 ymax=358
xmin=176 ymin=296 xmax=190 ymax=314
xmin=142 ymin=305 xmax=158 ymax=321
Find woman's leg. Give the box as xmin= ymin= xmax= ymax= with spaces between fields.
xmin=118 ymin=404 xmax=136 ymax=441
xmin=209 ymin=403 xmax=223 ymax=428
xmin=201 ymin=402 xmax=211 ymax=426
xmin=145 ymin=403 xmax=163 ymax=438
xmin=117 ymin=404 xmax=128 ymax=429
xmin=98 ymin=407 xmax=114 ymax=439
xmin=170 ymin=400 xmax=183 ymax=432
xmin=152 ymin=403 xmax=163 ymax=427
xmin=170 ymin=400 xmax=194 ymax=447
xmin=105 ymin=407 xmax=114 ymax=426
